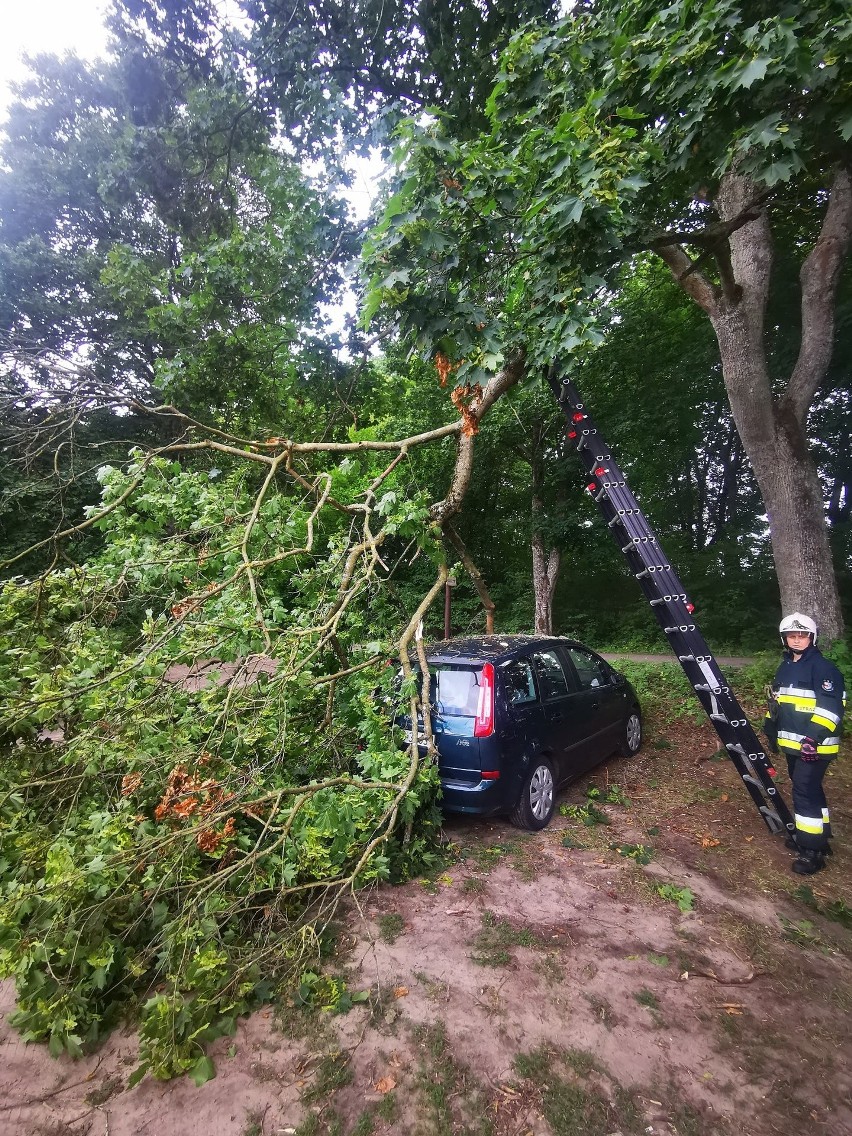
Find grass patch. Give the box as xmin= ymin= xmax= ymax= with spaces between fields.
xmin=513 ymin=1045 xmax=642 ymax=1136
xmin=779 ymin=916 xmax=823 ymax=948
xmin=470 ymin=910 xmax=542 ymax=966
xmin=793 ymin=885 xmax=852 ymax=930
xmin=634 ymin=988 xmax=660 ymax=1010
xmin=294 ymin=1111 xmax=343 ymax=1136
xmin=377 ymin=913 xmax=405 ymax=943
xmin=462 ymin=876 xmax=486 ymax=894
xmin=467 ymin=840 xmax=521 ymax=871
xmin=302 ymin=1053 xmax=353 ymax=1105
xmin=413 ymin=1021 xmax=493 ymax=1136
xmin=584 ymin=994 xmax=617 ymax=1029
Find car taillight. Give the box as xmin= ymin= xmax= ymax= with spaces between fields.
xmin=474 ymin=662 xmax=495 ymax=737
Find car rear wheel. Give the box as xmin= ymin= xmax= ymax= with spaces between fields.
xmin=510 ymin=759 xmax=555 ymax=831
xmin=620 ymin=709 xmax=642 ymax=757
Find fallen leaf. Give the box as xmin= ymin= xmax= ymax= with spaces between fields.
xmin=445 ymin=908 xmax=465 ymax=915
xmin=700 ymin=835 xmax=721 ymax=848
xmin=375 ymin=1075 xmax=397 ymax=1094
xmin=744 ymin=836 xmax=754 ymax=843
xmin=392 ymin=986 xmax=409 ymax=999
xmin=721 ymin=794 xmax=729 ymax=802
xmin=680 ymin=971 xmax=689 ymax=981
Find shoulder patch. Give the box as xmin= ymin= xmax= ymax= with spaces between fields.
xmin=822 ymin=678 xmax=834 ymax=691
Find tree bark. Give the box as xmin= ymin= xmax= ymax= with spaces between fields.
xmin=655 ymin=166 xmax=852 ymax=642
xmin=532 ymin=527 xmax=560 ymax=635
xmin=531 ymin=426 xmax=561 ymax=634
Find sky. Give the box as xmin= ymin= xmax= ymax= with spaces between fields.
xmin=0 ymin=0 xmax=381 ymax=332
xmin=0 ymin=0 xmax=111 ymax=114
xmin=0 ymin=0 xmax=382 ymax=219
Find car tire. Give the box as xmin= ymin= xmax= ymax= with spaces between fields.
xmin=619 ymin=708 xmax=642 ymax=757
xmin=510 ymin=758 xmax=556 ymax=831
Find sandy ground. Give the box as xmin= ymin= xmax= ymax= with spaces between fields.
xmin=2 ymin=716 xmax=851 ymax=1136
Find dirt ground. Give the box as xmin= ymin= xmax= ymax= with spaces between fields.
xmin=2 ymin=714 xmax=852 ymax=1136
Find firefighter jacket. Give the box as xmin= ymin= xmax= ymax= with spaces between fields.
xmin=765 ymin=645 xmax=846 ymax=758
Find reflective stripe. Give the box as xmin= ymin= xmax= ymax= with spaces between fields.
xmin=778 ymin=685 xmax=817 ymax=698
xmin=777 ymin=732 xmax=839 ymax=754
xmin=811 ymin=710 xmax=841 ymax=729
xmin=795 ymin=813 xmax=824 ymax=835
xmin=778 ymin=694 xmax=816 ymax=709
xmin=822 ymin=808 xmax=830 ymax=822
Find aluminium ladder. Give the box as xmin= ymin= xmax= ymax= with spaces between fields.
xmin=548 ymin=370 xmax=795 ymax=838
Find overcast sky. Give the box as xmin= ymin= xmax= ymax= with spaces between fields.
xmin=0 ymin=0 xmax=110 ymax=114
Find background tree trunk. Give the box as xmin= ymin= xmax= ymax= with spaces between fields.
xmin=658 ymin=168 xmax=851 ymax=642
xmin=532 ymin=528 xmax=560 ymax=635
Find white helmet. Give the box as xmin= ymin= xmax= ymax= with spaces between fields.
xmin=779 ymin=612 xmax=818 ymax=646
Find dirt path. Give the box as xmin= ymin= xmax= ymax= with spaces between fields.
xmin=2 ymin=717 xmax=850 ymax=1136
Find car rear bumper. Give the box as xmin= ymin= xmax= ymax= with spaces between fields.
xmin=440 ymin=777 xmax=506 ymax=816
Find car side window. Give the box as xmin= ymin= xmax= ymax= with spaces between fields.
xmin=566 ymin=646 xmax=609 ymax=690
xmin=502 ymin=658 xmax=537 ymax=705
xmin=532 ymin=650 xmax=571 ymax=700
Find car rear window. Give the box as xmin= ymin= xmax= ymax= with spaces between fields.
xmin=433 ymin=666 xmax=483 ymax=716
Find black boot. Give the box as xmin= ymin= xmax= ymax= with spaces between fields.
xmin=785 ymin=835 xmax=832 ymax=855
xmin=791 ymin=848 xmax=826 ymax=875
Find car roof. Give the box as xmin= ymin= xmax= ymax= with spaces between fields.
xmin=425 ymin=635 xmax=590 ymax=665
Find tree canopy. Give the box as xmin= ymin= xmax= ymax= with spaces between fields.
xmin=364 ymin=0 xmax=852 ymax=635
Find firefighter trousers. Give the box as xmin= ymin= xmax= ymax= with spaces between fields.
xmin=785 ymin=755 xmax=833 ymax=851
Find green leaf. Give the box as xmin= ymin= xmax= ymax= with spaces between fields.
xmin=127 ymin=1064 xmax=149 ymax=1089
xmin=734 ymin=57 xmax=772 ymax=89
xmin=189 ymin=1055 xmax=216 ymax=1086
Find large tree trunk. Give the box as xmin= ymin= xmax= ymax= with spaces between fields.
xmin=532 ymin=529 xmax=560 ymax=635
xmin=655 ymin=166 xmax=852 ymax=642
xmin=712 ymin=308 xmax=841 ymax=635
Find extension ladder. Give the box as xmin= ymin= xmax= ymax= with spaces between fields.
xmin=548 ymin=371 xmax=794 ymax=838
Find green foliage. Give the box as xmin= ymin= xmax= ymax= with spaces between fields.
xmin=655 ymin=885 xmax=696 ymax=913
xmin=611 ymin=843 xmax=654 ymax=866
xmin=559 ymin=801 xmax=610 ymax=827
xmin=0 ymin=451 xmax=444 ymax=1081
xmin=365 ymin=0 xmax=852 ymax=376
xmin=297 ymin=972 xmax=369 ymax=1014
xmin=613 ymin=662 xmax=703 ymax=724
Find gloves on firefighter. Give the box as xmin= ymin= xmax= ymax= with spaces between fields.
xmin=799 ymin=737 xmax=819 ymax=762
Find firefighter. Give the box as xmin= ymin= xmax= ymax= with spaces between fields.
xmin=764 ymin=613 xmax=846 ymax=875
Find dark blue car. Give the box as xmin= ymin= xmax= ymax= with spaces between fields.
xmin=404 ymin=635 xmax=642 ymax=830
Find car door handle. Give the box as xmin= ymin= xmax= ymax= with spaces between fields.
xmin=546 ymin=708 xmax=563 ymax=721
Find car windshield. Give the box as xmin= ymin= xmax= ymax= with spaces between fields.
xmin=432 ymin=665 xmax=482 ymax=716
